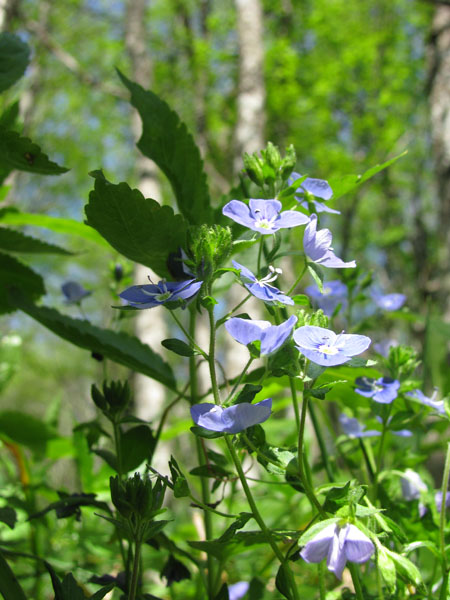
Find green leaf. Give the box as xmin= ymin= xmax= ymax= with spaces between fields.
xmin=0 ymin=549 xmax=27 ymax=600
xmin=0 ymin=252 xmax=45 ymax=314
xmin=214 ymin=584 xmax=229 ymax=600
xmin=0 ymin=208 xmax=109 ymax=247
xmin=385 ymin=548 xmax=423 ymax=588
xmin=234 ymin=384 xmax=263 ymax=405
xmin=120 ymin=425 xmax=155 ymax=472
xmin=161 ymin=338 xmax=196 ymax=357
xmin=85 ymin=171 xmax=187 ymax=277
xmin=0 ymin=410 xmax=58 ymax=451
xmin=275 ymin=564 xmax=291 ymax=599
xmin=0 ymin=127 xmax=69 ymax=175
xmin=190 ymin=426 xmax=224 ymax=439
xmin=0 ymin=507 xmax=16 ymax=529
xmin=328 ymin=151 xmax=407 ymax=201
xmin=10 ymin=292 xmax=176 ymax=389
xmin=118 ymin=71 xmax=212 ymax=225
xmin=90 ymin=584 xmax=115 ymax=600
xmin=377 ymin=547 xmax=397 ymax=594
xmin=0 ymin=227 xmax=72 ymax=254
xmin=307 ymin=263 xmax=323 ymax=293
xmin=292 ymin=294 xmax=311 ymax=306
xmin=0 ymin=33 xmax=30 ymax=92
xmin=92 ymin=448 xmax=117 ymax=472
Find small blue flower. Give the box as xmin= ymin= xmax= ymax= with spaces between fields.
xmin=293 ymin=325 xmax=371 ymax=367
xmin=232 ymin=260 xmax=294 ymax=305
xmin=228 ymin=582 xmax=250 ymax=600
xmin=305 ymin=280 xmax=348 ymax=316
xmin=406 ymin=389 xmax=445 ymax=415
xmin=401 ymin=469 xmax=427 ymax=501
xmin=61 ymin=281 xmax=91 ymax=304
xmin=191 ymin=399 xmax=272 ymax=434
xmin=300 ymin=522 xmax=374 ymax=580
xmin=355 ymin=377 xmax=400 ymax=404
xmin=371 ymin=287 xmax=406 ymax=311
xmin=225 ymin=315 xmax=297 ymax=356
xmin=119 ymin=278 xmax=202 ymax=309
xmin=289 ymin=172 xmax=339 ymax=215
xmin=435 ymin=491 xmax=450 ymax=512
xmin=304 ymin=215 xmax=356 ymax=268
xmin=222 ymin=198 xmax=309 ymax=235
xmin=339 ymin=414 xmax=381 ymax=438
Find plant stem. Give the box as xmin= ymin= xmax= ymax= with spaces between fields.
xmin=308 ymin=401 xmax=334 ymax=482
xmin=171 ymin=310 xmax=207 ymax=358
xmin=286 ymin=261 xmax=307 ymax=296
xmin=218 ymin=292 xmax=253 ymax=326
xmin=224 ymin=436 xmax=300 ymax=600
xmin=289 ymin=378 xmax=301 ymax=431
xmin=439 ymin=442 xmax=450 ymax=600
xmin=318 ymin=561 xmax=326 ymax=600
xmin=128 ymin=536 xmax=142 ymax=600
xmin=154 ymin=382 xmax=190 ymax=445
xmin=348 ymin=563 xmax=365 ymax=600
xmin=207 ymin=303 xmax=221 ymax=406
xmin=257 ymin=236 xmax=264 ymax=274
xmin=226 ymin=356 xmax=254 ymax=403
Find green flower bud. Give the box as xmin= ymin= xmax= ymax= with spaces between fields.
xmin=188 ymin=225 xmax=233 ymax=283
xmin=296 ymin=309 xmax=329 ymax=329
xmin=243 ymin=152 xmax=265 ymax=186
xmin=265 ymin=142 xmax=282 ymax=170
xmin=91 ymin=381 xmax=131 ymax=419
xmin=281 ymin=144 xmax=297 ymax=180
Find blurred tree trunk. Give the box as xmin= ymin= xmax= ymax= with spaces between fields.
xmin=233 ymin=0 xmax=266 ymax=176
xmin=125 ymin=0 xmax=168 ymax=421
xmin=0 ymin=0 xmax=18 ymax=30
xmin=429 ymin=5 xmax=450 ymax=318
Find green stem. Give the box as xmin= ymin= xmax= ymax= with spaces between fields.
xmin=154 ymin=382 xmax=190 ymax=445
xmin=224 ymin=436 xmax=300 ymax=600
xmin=348 ymin=562 xmax=364 ymax=600
xmin=289 ymin=378 xmax=300 ymax=432
xmin=286 ymin=260 xmax=308 ymax=296
xmin=128 ymin=536 xmax=142 ymax=600
xmin=207 ymin=304 xmax=221 ymax=406
xmin=242 ymin=433 xmax=288 ymax=471
xmin=439 ymin=442 xmax=450 ymax=600
xmin=318 ymin=561 xmax=326 ymax=600
xmin=296 ymin=384 xmax=327 ymax=517
xmin=218 ymin=292 xmax=252 ymax=326
xmin=225 ymin=356 xmax=254 ymax=403
xmin=257 ymin=236 xmax=264 ymax=274
xmin=308 ymin=401 xmax=334 ymax=482
xmin=171 ymin=310 xmax=207 ymax=358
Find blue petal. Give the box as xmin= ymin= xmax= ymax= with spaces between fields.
xmin=190 ymin=404 xmax=227 ymax=432
xmin=232 ymin=260 xmax=257 ymax=283
xmin=275 ymin=210 xmax=310 ymax=228
xmin=300 ymin=523 xmax=336 ymax=563
xmin=221 ymin=399 xmax=272 ymax=433
xmin=62 ymin=281 xmax=91 ymax=303
xmin=260 ymin=315 xmax=297 ymax=355
xmin=249 ymin=198 xmax=282 ymax=220
xmin=225 ymin=318 xmax=270 ymax=346
xmin=171 ymin=279 xmax=203 ymax=301
xmin=343 ymin=525 xmax=374 ymax=564
xmin=222 ymin=200 xmax=253 ymax=228
xmin=228 ymin=582 xmax=250 ymax=600
xmin=301 ymin=177 xmax=333 ymax=200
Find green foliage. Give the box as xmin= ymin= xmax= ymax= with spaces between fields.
xmin=118 ymin=71 xmax=212 ymax=226
xmin=0 ymin=32 xmax=30 ymax=93
xmin=161 ymin=338 xmax=196 ymax=357
xmin=0 ymin=252 xmax=45 ymax=314
xmin=0 ymin=226 xmax=72 ymax=254
xmin=0 ymin=410 xmax=58 ymax=452
xmin=85 ymin=171 xmax=187 ymax=277
xmin=0 ymin=550 xmax=27 ymax=600
xmin=0 ymin=128 xmax=69 ymax=175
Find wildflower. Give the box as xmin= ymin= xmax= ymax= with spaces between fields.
xmin=355 ymin=376 xmax=400 ymax=404
xmin=435 ymin=491 xmax=450 ymax=512
xmin=289 ymin=172 xmax=339 ymax=214
xmin=303 ymin=215 xmax=356 ymax=268
xmin=225 ymin=315 xmax=297 ymax=356
xmin=190 ymin=399 xmax=272 ymax=434
xmin=61 ymin=281 xmax=91 ymax=304
xmin=339 ymin=414 xmax=381 ymax=438
xmin=401 ymin=469 xmax=427 ymax=501
xmin=406 ymin=389 xmax=445 ymax=415
xmin=222 ymin=198 xmax=309 ymax=235
xmin=305 ymin=280 xmax=347 ymax=316
xmin=300 ymin=522 xmax=374 ymax=580
xmin=119 ymin=278 xmax=202 ymax=309
xmin=228 ymin=582 xmax=250 ymax=600
xmin=371 ymin=288 xmax=406 ymax=311
xmin=293 ymin=325 xmax=371 ymax=367
xmin=232 ymin=260 xmax=293 ymax=305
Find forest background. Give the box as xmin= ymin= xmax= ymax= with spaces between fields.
xmin=2 ymin=0 xmax=450 ymax=597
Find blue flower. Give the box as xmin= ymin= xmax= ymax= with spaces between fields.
xmin=401 ymin=469 xmax=427 ymax=501
xmin=293 ymin=325 xmax=371 ymax=367
xmin=61 ymin=281 xmax=91 ymax=304
xmin=232 ymin=260 xmax=294 ymax=305
xmin=300 ymin=522 xmax=374 ymax=580
xmin=190 ymin=399 xmax=272 ymax=434
xmin=371 ymin=288 xmax=406 ymax=311
xmin=355 ymin=377 xmax=400 ymax=404
xmin=339 ymin=414 xmax=381 ymax=438
xmin=289 ymin=172 xmax=339 ymax=215
xmin=228 ymin=582 xmax=250 ymax=600
xmin=303 ymin=215 xmax=356 ymax=268
xmin=406 ymin=389 xmax=445 ymax=415
xmin=225 ymin=315 xmax=297 ymax=356
xmin=119 ymin=278 xmax=202 ymax=309
xmin=222 ymin=198 xmax=309 ymax=235
xmin=435 ymin=491 xmax=450 ymax=512
xmin=305 ymin=280 xmax=348 ymax=316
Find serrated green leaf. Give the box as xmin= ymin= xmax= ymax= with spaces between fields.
xmin=0 ymin=33 xmax=30 ymax=92
xmin=0 ymin=549 xmax=27 ymax=600
xmin=118 ymin=71 xmax=212 ymax=225
xmin=161 ymin=338 xmax=196 ymax=357
xmin=85 ymin=172 xmax=187 ymax=277
xmin=10 ymin=292 xmax=176 ymax=389
xmin=0 ymin=208 xmax=109 ymax=247
xmin=0 ymin=227 xmax=72 ymax=254
xmin=0 ymin=251 xmax=45 ymax=314
xmin=0 ymin=127 xmax=69 ymax=175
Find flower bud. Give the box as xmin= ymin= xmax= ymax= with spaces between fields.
xmin=243 ymin=152 xmax=265 ymax=186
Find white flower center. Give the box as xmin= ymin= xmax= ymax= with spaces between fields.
xmin=154 ymin=291 xmax=172 ymax=302
xmin=318 ymin=344 xmax=339 ymax=355
xmin=254 ymin=218 xmax=274 ymax=230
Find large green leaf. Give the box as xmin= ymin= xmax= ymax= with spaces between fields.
xmin=85 ymin=171 xmax=187 ymax=277
xmin=0 ymin=252 xmax=45 ymax=314
xmin=0 ymin=410 xmax=58 ymax=452
xmin=118 ymin=71 xmax=212 ymax=225
xmin=0 ymin=227 xmax=72 ymax=254
xmin=0 ymin=127 xmax=69 ymax=175
xmin=0 ymin=33 xmax=30 ymax=93
xmin=0 ymin=551 xmax=27 ymax=600
xmin=328 ymin=151 xmax=407 ymax=201
xmin=11 ymin=292 xmax=176 ymax=390
xmin=0 ymin=208 xmax=109 ymax=247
